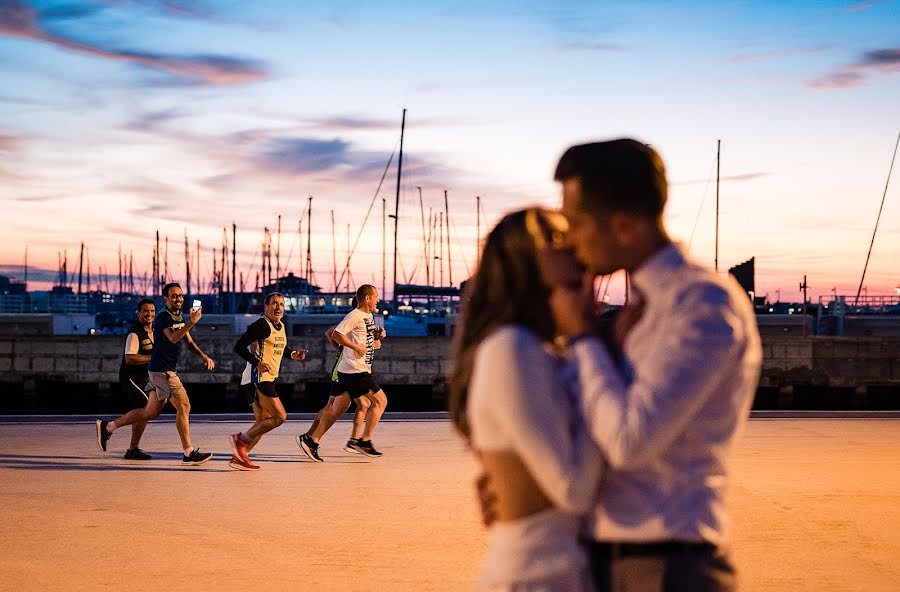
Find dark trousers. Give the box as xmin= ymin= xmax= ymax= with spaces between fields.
xmin=587 ymin=540 xmax=736 ymax=592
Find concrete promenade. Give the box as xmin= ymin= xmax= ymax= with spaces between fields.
xmin=0 ymin=418 xmax=898 ymax=591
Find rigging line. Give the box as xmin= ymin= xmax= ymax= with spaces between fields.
xmin=282 ymin=233 xmax=298 ymax=272
xmin=335 ymin=139 xmax=399 ymax=289
xmin=687 ymin=157 xmax=717 ymax=252
xmin=856 ymin=129 xmax=900 ymax=306
xmin=398 ymin=250 xmax=411 ymax=285
xmin=446 ymin=213 xmax=472 ymax=278
xmin=282 ymin=209 xmax=306 ymax=272
xmin=407 ymin=251 xmax=423 ymax=284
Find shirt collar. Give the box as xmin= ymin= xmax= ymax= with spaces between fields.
xmin=630 ymin=242 xmax=688 ymax=298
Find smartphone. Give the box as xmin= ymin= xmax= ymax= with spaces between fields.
xmin=191 ymin=299 xmax=202 ymax=311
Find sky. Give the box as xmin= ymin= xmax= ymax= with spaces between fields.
xmin=1 ymin=0 xmax=899 ymax=303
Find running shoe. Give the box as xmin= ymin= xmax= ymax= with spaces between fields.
xmin=228 ymin=455 xmax=260 ymax=471
xmin=230 ymin=433 xmax=251 ymax=463
xmin=350 ymin=439 xmax=383 ymax=458
xmin=96 ymin=419 xmax=111 ymax=451
xmin=182 ymin=448 xmax=213 ymax=465
xmin=296 ymin=433 xmax=323 ymax=463
xmin=344 ymin=438 xmax=361 ymax=453
xmin=123 ymin=448 xmax=151 ymax=460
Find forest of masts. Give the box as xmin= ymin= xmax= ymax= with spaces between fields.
xmin=46 ymin=191 xmax=484 ymax=299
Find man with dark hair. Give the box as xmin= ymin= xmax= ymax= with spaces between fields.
xmin=96 ymin=282 xmax=215 ymax=465
xmin=296 ymin=285 xmax=388 ymax=461
xmin=543 ymin=139 xmax=762 ymax=590
xmin=229 ymin=292 xmax=308 ymax=471
xmin=97 ymin=298 xmax=155 ymax=460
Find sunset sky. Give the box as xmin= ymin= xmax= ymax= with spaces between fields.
xmin=2 ymin=0 xmax=898 ymax=303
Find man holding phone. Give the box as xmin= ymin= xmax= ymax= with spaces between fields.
xmin=96 ymin=282 xmax=215 ymax=465
xmin=229 ymin=292 xmax=309 ymax=470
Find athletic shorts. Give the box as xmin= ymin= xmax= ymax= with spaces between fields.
xmin=328 ymin=379 xmax=347 ymax=398
xmin=241 ymin=381 xmax=278 ymax=406
xmin=336 ymin=372 xmax=380 ymax=400
xmin=120 ymin=374 xmax=150 ymax=410
xmin=146 ymin=371 xmax=186 ymax=402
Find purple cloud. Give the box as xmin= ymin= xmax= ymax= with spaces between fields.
xmin=259 ymin=138 xmax=355 ymax=174
xmin=859 ymin=48 xmax=900 ymax=70
xmin=810 ymin=71 xmax=864 ymax=89
xmin=810 ymin=46 xmax=900 ymax=89
xmin=306 ymin=116 xmax=402 ymax=131
xmin=0 ymin=0 xmax=268 ymax=85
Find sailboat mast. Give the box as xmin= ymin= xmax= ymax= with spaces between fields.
xmin=346 ymin=223 xmax=351 ymax=292
xmin=392 ymin=108 xmax=406 ymax=310
xmin=276 ymin=215 xmax=281 ymax=279
xmin=77 ymin=242 xmax=84 ymax=294
xmin=382 ymin=198 xmax=387 ymax=301
xmin=184 ymin=231 xmax=191 ymax=296
xmin=418 ymin=187 xmax=429 ymax=286
xmin=856 ymin=129 xmax=900 ymax=305
xmin=715 ymin=139 xmax=720 ymax=272
xmin=195 ymin=240 xmax=200 ymax=295
xmin=444 ymin=189 xmax=452 ymax=286
xmin=305 ymin=196 xmax=313 ymax=296
xmin=331 ymin=210 xmax=338 ymax=292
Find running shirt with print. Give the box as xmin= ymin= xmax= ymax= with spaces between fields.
xmin=330 ymin=348 xmax=344 ymax=382
xmin=235 ymin=316 xmax=287 ymax=386
xmin=334 ymin=308 xmax=376 ymax=374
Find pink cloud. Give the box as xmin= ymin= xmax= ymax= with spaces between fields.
xmin=0 ymin=0 xmax=268 ymax=85
xmin=810 ymin=47 xmax=900 ymax=89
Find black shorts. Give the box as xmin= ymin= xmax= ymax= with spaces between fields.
xmin=120 ymin=374 xmax=150 ymax=410
xmin=241 ymin=381 xmax=279 ymax=406
xmin=337 ymin=372 xmax=380 ymax=400
xmin=328 ymin=380 xmax=347 ymax=398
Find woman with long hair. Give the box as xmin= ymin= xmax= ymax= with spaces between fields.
xmin=450 ymin=207 xmax=603 ymax=591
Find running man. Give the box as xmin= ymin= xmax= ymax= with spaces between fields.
xmin=96 ymin=282 xmax=215 ymax=465
xmin=296 ymin=285 xmax=388 ymax=461
xmin=305 ymin=320 xmax=385 ymax=456
xmin=229 ymin=292 xmax=308 ymax=471
xmin=108 ymin=298 xmax=155 ymax=460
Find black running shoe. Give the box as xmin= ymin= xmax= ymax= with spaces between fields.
xmin=344 ymin=438 xmax=361 ymax=453
xmin=296 ymin=433 xmax=323 ymax=463
xmin=351 ymin=439 xmax=383 ymax=458
xmin=124 ymin=448 xmax=151 ymax=460
xmin=182 ymin=448 xmax=213 ymax=465
xmin=96 ymin=419 xmax=111 ymax=451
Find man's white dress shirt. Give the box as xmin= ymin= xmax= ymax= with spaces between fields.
xmin=572 ymin=243 xmax=762 ymax=547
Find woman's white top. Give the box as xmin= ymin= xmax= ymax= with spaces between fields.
xmin=467 ymin=325 xmax=603 ymax=588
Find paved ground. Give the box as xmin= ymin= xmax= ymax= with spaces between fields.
xmin=0 ymin=418 xmax=898 ymax=591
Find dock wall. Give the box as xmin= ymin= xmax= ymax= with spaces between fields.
xmin=1 ymin=334 xmax=898 ymax=412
